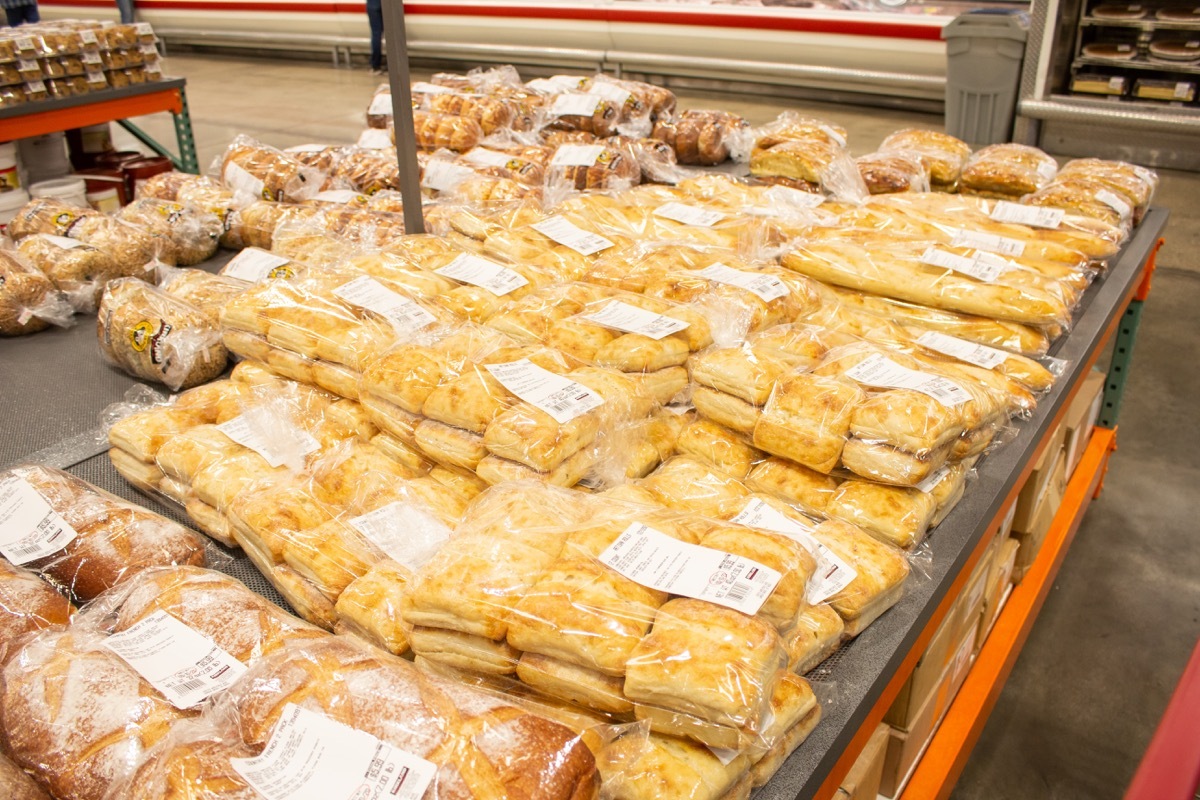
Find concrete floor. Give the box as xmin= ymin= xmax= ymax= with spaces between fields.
xmin=121 ymin=53 xmax=1200 ymax=799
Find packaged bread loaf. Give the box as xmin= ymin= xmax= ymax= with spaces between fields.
xmin=1 ymin=628 xmax=195 ymax=800
xmin=98 ymin=277 xmax=227 ymax=390
xmin=0 ymin=464 xmax=206 ymax=603
xmin=1022 ymin=176 xmax=1135 ymax=229
xmin=856 ymin=151 xmax=930 ymax=194
xmin=158 ymin=266 xmax=249 ymax=326
xmin=118 ymin=198 xmax=222 ymax=266
xmin=6 ymin=197 xmax=159 ymax=277
xmin=545 ymin=140 xmax=642 ymax=202
xmin=0 ymin=249 xmax=74 ymax=336
xmin=428 ymin=91 xmax=522 ymax=134
xmin=651 ymin=109 xmax=749 ymax=166
xmin=15 ymin=232 xmax=121 ymax=311
xmin=410 ymin=109 xmax=486 ymax=152
xmin=782 ymin=228 xmax=1075 ymax=327
xmin=0 ymin=752 xmax=50 ymax=800
xmin=0 ymin=558 xmax=72 ymax=665
xmin=223 ymin=635 xmax=601 ymax=799
xmin=1055 ymin=158 xmax=1156 ymax=221
xmin=220 ymin=135 xmax=323 ymax=203
xmin=960 ymin=143 xmax=1058 ymax=199
xmin=878 ymin=128 xmax=971 ymax=191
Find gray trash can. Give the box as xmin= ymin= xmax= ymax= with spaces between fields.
xmin=942 ymin=9 xmax=1030 ymax=146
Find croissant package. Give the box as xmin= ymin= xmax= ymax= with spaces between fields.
xmin=0 ymin=465 xmax=206 ymax=603
xmin=878 ymin=128 xmax=972 ymax=191
xmin=959 ymin=143 xmax=1059 ymax=199
xmin=219 ymin=266 xmax=457 ymax=400
xmin=634 ymin=456 xmax=911 ymax=638
xmin=219 ymin=135 xmax=324 ymax=204
xmin=748 ymin=113 xmax=867 ymax=202
xmin=14 ymin=233 xmax=121 ymax=312
xmin=118 ymin=198 xmax=222 ymax=266
xmin=856 ymin=151 xmax=930 ymax=195
xmin=116 ymin=635 xmax=601 ymax=800
xmin=402 ymin=482 xmax=815 ymax=753
xmin=0 ymin=249 xmax=75 ymax=336
xmin=98 ymin=277 xmax=227 ymax=390
xmin=482 ymin=211 xmax=632 ymax=282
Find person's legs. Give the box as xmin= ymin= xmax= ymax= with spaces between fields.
xmin=6 ymin=4 xmax=40 ymax=25
xmin=116 ymin=0 xmax=135 ymax=24
xmin=366 ymin=0 xmax=384 ymax=71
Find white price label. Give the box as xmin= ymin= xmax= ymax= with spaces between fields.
xmin=531 ymin=217 xmax=614 ymax=256
xmin=231 ymin=704 xmax=438 ymax=800
xmin=41 ymin=234 xmax=86 ymax=250
xmin=0 ymin=476 xmax=77 ymax=566
xmin=1035 ymin=159 xmax=1058 ymax=183
xmin=421 ymin=159 xmax=475 ymax=192
xmin=949 ymin=228 xmax=1027 ymax=257
xmin=549 ymin=93 xmax=602 ymax=117
xmin=919 ymin=247 xmax=1008 ymax=283
xmin=819 ymin=124 xmax=847 ymax=147
xmin=1175 ymin=82 xmax=1192 ymax=99
xmin=222 ymin=248 xmax=293 ymax=283
xmin=83 ymin=51 xmax=103 ymax=65
xmin=550 ymin=144 xmax=606 ymax=167
xmin=139 ymin=43 xmax=158 ymax=55
xmin=729 ymin=499 xmax=855 ymax=604
xmin=915 ymin=465 xmax=952 ymax=494
xmin=357 ymin=128 xmax=393 ymax=149
xmin=367 ymin=93 xmax=393 ymax=116
xmin=989 ymin=200 xmax=1065 ymax=229
xmin=1094 ymin=189 xmax=1132 ymax=218
xmin=654 ymin=202 xmax=726 ymax=228
xmin=1109 ymin=77 xmax=1126 ymax=90
xmin=217 ymin=414 xmax=320 ymax=469
xmin=287 ymin=143 xmax=330 ymax=154
xmin=1132 ymin=165 xmax=1156 ymax=185
xmin=583 ymin=300 xmax=689 ymax=340
xmin=462 ymin=147 xmax=517 ymax=169
xmin=80 ymin=30 xmax=98 ymax=45
xmin=311 ymin=189 xmax=362 ymax=204
xmin=485 ymin=358 xmax=605 ymax=424
xmin=410 ymin=81 xmax=453 ymax=95
xmin=762 ymin=185 xmax=826 ymax=208
xmin=587 ymin=81 xmax=632 ymax=106
xmin=135 ymin=22 xmax=154 ymax=34
xmin=14 ymin=37 xmax=33 ymax=51
xmin=599 ymin=522 xmax=782 ymax=615
xmin=435 ymin=253 xmax=528 ymax=296
xmin=528 ymin=75 xmax=585 ymax=93
xmin=333 ymin=276 xmax=437 ymax=334
xmin=25 ymin=79 xmax=46 ymax=93
xmin=696 ymin=263 xmax=790 ymax=302
xmin=916 ymin=331 xmax=1009 ymax=370
xmin=223 ymin=162 xmax=265 ymax=200
xmin=844 ymin=352 xmax=972 ymax=407
xmin=102 ymin=610 xmax=247 ymax=709
xmin=16 ymin=58 xmax=37 ymax=72
xmin=348 ymin=501 xmax=451 ymax=571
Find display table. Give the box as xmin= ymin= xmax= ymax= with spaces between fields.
xmin=0 ymin=78 xmax=199 ymax=173
xmin=0 ymin=211 xmax=1168 ymax=799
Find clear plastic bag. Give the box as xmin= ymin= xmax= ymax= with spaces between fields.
xmin=650 ymin=109 xmax=749 ymax=166
xmin=0 ymin=248 xmax=75 ymax=335
xmin=7 ymin=197 xmax=159 ymax=278
xmin=218 ymin=134 xmax=324 ymax=204
xmin=960 ymin=143 xmax=1058 ymax=199
xmin=158 ymin=265 xmax=250 ymax=327
xmin=0 ymin=558 xmax=73 ymax=666
xmin=748 ymin=114 xmax=867 ymax=202
xmin=543 ymin=140 xmax=643 ymax=205
xmin=0 ymin=464 xmax=207 ymax=602
xmin=98 ymin=277 xmax=227 ymax=390
xmin=855 ymin=151 xmax=931 ymax=195
xmin=878 ymin=128 xmax=972 ymax=191
xmin=15 ymin=232 xmax=121 ymax=312
xmin=409 ymin=109 xmax=486 ymax=152
xmin=118 ymin=198 xmax=222 ymax=266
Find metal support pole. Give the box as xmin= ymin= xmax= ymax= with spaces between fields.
xmin=382 ymin=0 xmax=425 ymax=234
xmin=1098 ymin=300 xmax=1144 ymax=429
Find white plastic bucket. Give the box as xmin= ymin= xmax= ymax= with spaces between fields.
xmin=0 ymin=188 xmax=31 ymax=233
xmin=87 ymin=187 xmax=122 ymax=213
xmin=18 ymin=133 xmax=71 ymax=185
xmin=30 ymin=177 xmax=89 ymax=208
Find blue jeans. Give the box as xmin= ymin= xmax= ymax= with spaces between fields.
xmin=366 ymin=0 xmax=383 ymax=70
xmin=116 ymin=0 xmax=135 ymax=24
xmin=4 ymin=4 xmax=40 ymax=26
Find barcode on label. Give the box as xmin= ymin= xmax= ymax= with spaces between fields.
xmin=725 ymin=582 xmax=749 ymax=602
xmin=172 ymin=678 xmax=208 ymax=693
